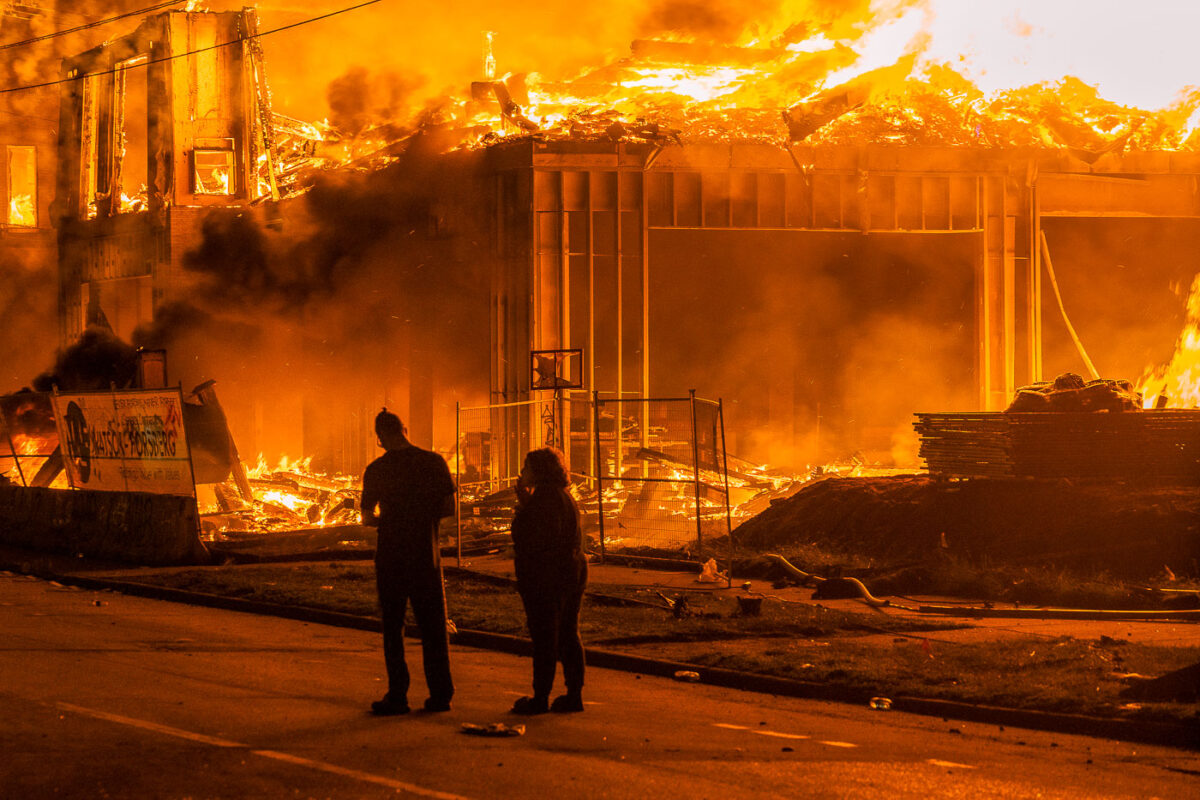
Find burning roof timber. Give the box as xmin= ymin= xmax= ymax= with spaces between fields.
xmin=429 ymin=36 xmax=1200 ymax=162
xmin=53 ymin=7 xmax=1200 ymax=229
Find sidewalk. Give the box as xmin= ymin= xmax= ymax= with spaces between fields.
xmin=455 ymin=551 xmax=1200 ymax=648
xmin=9 ymin=544 xmax=1200 ymax=652
xmin=2 ymin=542 xmax=1197 ymax=749
xmin=9 ymin=542 xmax=1199 ymax=648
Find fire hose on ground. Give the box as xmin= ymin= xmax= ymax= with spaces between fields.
xmin=762 ymin=553 xmax=892 ymax=609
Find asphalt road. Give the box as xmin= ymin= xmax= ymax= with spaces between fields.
xmin=2 ymin=571 xmax=1198 ymax=799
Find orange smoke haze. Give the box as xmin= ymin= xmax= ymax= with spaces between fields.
xmin=7 ymin=0 xmax=1200 ymax=464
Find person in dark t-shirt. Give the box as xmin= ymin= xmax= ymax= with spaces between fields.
xmin=509 ymin=447 xmax=588 ymax=715
xmin=361 ymin=409 xmax=456 ymax=715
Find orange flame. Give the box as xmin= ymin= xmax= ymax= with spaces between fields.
xmin=1138 ymin=275 xmax=1200 ymax=408
xmin=7 ymin=194 xmax=34 ymax=227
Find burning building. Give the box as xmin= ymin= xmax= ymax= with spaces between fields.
xmin=43 ymin=2 xmax=1200 ymax=482
xmin=0 ymin=1 xmax=157 ymax=389
xmin=52 ymin=8 xmax=492 ymax=475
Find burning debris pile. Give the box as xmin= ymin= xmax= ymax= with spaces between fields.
xmin=197 ymin=456 xmax=363 ymax=540
xmin=456 ymin=441 xmax=902 ymax=559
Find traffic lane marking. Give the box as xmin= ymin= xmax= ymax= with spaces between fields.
xmin=57 ymin=702 xmax=470 ymax=800
xmin=756 ymin=731 xmax=810 ymax=740
xmin=58 ymin=702 xmax=241 ymax=748
xmin=715 ymin=723 xmax=852 ymax=746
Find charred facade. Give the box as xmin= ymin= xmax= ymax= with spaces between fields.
xmin=54 ymin=10 xmax=491 ymax=474
xmin=55 ymin=9 xmax=271 ymax=345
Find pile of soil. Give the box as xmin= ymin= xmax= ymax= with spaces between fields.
xmin=732 ymin=475 xmax=1200 ymax=580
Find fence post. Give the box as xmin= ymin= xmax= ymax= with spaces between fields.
xmin=593 ymin=390 xmax=606 ymax=562
xmin=689 ymin=389 xmax=703 ymax=556
xmin=455 ymin=401 xmax=462 ymax=568
xmin=0 ymin=406 xmax=27 ymax=487
xmin=718 ymin=398 xmax=734 ymax=588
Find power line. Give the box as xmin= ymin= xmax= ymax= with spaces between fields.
xmin=0 ymin=0 xmax=385 ymax=95
xmin=0 ymin=1 xmax=189 ymax=52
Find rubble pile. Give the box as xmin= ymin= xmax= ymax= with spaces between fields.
xmin=200 ymin=459 xmax=362 ymax=539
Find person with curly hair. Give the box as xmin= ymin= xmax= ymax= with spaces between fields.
xmin=509 ymin=447 xmax=588 ymax=714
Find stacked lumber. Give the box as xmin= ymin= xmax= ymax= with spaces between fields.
xmin=915 ymin=410 xmax=1200 ymax=482
xmin=914 ymin=413 xmax=1015 ymax=478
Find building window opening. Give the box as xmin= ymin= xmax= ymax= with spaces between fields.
xmin=80 ymin=75 xmax=103 ymax=219
xmin=116 ymin=55 xmax=150 ymax=214
xmin=6 ymin=145 xmax=36 ymax=227
xmin=193 ymin=138 xmax=235 ymax=195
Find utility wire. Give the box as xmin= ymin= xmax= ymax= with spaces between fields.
xmin=0 ymin=1 xmax=188 ymax=52
xmin=0 ymin=0 xmax=384 ymax=95
xmin=0 ymin=108 xmax=59 ymax=123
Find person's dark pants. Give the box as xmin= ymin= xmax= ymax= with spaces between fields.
xmin=375 ymin=560 xmax=454 ymax=705
xmin=519 ymin=583 xmax=585 ymax=699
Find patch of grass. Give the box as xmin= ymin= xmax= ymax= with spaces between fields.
xmin=738 ymin=546 xmax=1196 ymax=610
xmin=124 ymin=561 xmax=1200 ymax=725
xmin=675 ymin=636 xmax=1200 ymax=723
xmin=140 ymin=563 xmax=380 ymax=616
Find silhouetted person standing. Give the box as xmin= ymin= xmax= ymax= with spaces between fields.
xmin=510 ymin=448 xmax=588 ymax=714
xmin=361 ymin=409 xmax=456 ymax=715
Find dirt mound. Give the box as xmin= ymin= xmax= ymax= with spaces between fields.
xmin=733 ymin=475 xmax=1200 ymax=580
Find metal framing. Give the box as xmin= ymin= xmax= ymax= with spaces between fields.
xmin=491 ymin=141 xmax=1200 ymax=461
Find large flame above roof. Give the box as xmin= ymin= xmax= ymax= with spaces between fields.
xmin=361 ymin=0 xmax=1200 ymax=153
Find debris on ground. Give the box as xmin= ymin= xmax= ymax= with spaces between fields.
xmin=461 ymin=723 xmax=526 ymax=737
xmin=697 ymin=558 xmax=726 ymax=583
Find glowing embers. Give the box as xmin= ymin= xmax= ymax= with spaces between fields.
xmin=198 ymin=454 xmax=362 ymax=539
xmin=1139 ymin=274 xmax=1200 ymax=408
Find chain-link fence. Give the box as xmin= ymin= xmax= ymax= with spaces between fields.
xmin=591 ymin=394 xmax=733 ymax=566
xmin=455 ymin=393 xmax=734 ymax=575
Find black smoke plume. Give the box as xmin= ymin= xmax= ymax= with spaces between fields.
xmin=32 ymin=326 xmax=138 ymax=392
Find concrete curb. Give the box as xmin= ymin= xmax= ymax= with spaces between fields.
xmin=917 ymin=604 xmax=1200 ymax=622
xmin=13 ymin=566 xmax=1199 ymax=751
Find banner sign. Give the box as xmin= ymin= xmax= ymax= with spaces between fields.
xmin=51 ymin=389 xmax=195 ymax=497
